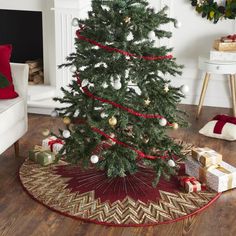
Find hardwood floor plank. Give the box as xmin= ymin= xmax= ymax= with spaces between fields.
xmin=0 ymin=105 xmax=236 ymax=236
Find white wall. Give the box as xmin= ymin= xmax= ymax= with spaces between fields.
xmin=168 ymin=0 xmax=235 ymax=108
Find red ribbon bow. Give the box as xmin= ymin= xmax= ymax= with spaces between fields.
xmin=212 ymin=115 xmax=236 ymax=134
xmin=227 ymin=34 xmax=236 ymax=41
xmin=180 ymin=176 xmax=196 ymax=184
xmin=48 ymin=139 xmax=64 ymax=152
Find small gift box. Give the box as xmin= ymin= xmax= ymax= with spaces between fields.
xmin=214 ymin=39 xmax=236 ymax=51
xmin=42 ymin=136 xmax=64 ymax=154
xmin=186 ymin=157 xmax=236 ymax=192
xmin=192 ymin=147 xmax=222 ymax=167
xmin=179 ymin=176 xmax=201 ymax=193
xmin=29 ymin=145 xmax=56 ymax=166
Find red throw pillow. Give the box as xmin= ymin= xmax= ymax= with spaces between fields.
xmin=0 ymin=45 xmax=18 ymax=99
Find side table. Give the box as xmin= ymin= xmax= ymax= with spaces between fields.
xmin=197 ymin=57 xmax=236 ymax=118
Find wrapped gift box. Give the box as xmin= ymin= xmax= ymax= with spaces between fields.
xmin=210 ymin=49 xmax=236 ymax=61
xmin=213 ymin=40 xmax=236 ymax=52
xmin=42 ymin=136 xmax=64 ymax=154
xmin=192 ymin=147 xmax=222 ymax=167
xmin=185 ymin=157 xmax=236 ymax=192
xmin=29 ymin=146 xmax=56 ymax=166
xmin=179 ymin=176 xmax=201 ymax=193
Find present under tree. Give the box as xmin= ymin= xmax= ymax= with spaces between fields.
xmin=54 ymin=0 xmax=188 ymax=186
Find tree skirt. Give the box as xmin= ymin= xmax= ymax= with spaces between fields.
xmin=19 ymin=142 xmax=221 ymax=227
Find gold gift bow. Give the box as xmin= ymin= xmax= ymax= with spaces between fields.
xmin=199 ymin=164 xmax=233 ymax=190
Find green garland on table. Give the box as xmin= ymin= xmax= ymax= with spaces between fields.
xmin=190 ymin=0 xmax=236 ymax=23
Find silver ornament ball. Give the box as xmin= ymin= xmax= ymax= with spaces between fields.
xmin=90 ymin=155 xmax=99 ymax=164
xmin=63 ymin=130 xmax=71 ymax=139
xmin=51 ymin=110 xmax=58 ymax=118
xmin=70 ymin=65 xmax=77 ymax=73
xmin=113 ymin=81 xmax=122 ymax=90
xmin=174 ymin=20 xmax=182 ymax=28
xmin=180 ymin=84 xmax=189 ymax=95
xmin=168 ymin=159 xmax=176 ymax=167
xmin=148 ymin=31 xmax=156 ymax=40
xmin=159 ymin=118 xmax=167 ymax=127
xmin=71 ymin=18 xmax=79 ymax=27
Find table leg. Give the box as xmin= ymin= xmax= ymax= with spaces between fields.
xmin=197 ymin=73 xmax=211 ymax=119
xmin=230 ymin=74 xmax=236 ymax=117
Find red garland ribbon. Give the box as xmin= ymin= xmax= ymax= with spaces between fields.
xmin=91 ymin=127 xmax=168 ymax=160
xmin=48 ymin=139 xmax=64 ymax=152
xmin=212 ymin=115 xmax=236 ymax=134
xmin=77 ymin=77 xmax=173 ymax=126
xmin=76 ymin=30 xmax=173 ymax=61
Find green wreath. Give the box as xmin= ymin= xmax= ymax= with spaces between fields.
xmin=190 ymin=0 xmax=236 ymax=23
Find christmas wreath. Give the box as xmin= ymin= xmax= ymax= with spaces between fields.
xmin=190 ymin=0 xmax=236 ymax=23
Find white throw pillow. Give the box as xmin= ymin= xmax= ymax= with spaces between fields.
xmin=199 ymin=115 xmax=236 ymax=141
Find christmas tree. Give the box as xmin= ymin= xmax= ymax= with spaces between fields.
xmin=54 ymin=0 xmax=188 ymax=186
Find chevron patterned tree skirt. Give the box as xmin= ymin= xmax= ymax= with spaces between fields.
xmin=19 ymin=142 xmax=221 ymax=227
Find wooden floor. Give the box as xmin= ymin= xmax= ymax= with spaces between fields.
xmin=1 ymin=104 xmax=236 ymax=236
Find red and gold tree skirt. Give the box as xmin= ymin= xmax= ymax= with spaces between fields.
xmin=19 ymin=160 xmax=221 ymax=227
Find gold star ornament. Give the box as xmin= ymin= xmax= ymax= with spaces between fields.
xmin=124 ymin=16 xmax=131 ymax=24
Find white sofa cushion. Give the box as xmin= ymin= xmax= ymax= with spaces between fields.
xmin=0 ymin=97 xmax=25 ymax=134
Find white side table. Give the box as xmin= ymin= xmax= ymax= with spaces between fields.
xmin=197 ymin=57 xmax=236 ymax=118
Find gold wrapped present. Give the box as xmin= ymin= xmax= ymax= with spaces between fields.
xmin=186 ymin=157 xmax=236 ymax=192
xmin=192 ymin=147 xmax=222 ymax=167
xmin=214 ymin=40 xmax=236 ymax=51
xmin=29 ymin=145 xmax=56 ymax=166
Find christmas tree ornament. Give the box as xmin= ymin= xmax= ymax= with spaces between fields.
xmin=180 ymin=84 xmax=189 ymax=95
xmin=90 ymin=155 xmax=99 ymax=164
xmin=73 ymin=109 xmax=80 ymax=117
xmin=109 ymin=116 xmax=117 ymax=127
xmin=148 ymin=31 xmax=156 ymax=40
xmin=88 ymin=83 xmax=95 ymax=88
xmin=113 ymin=80 xmax=122 ymax=90
xmin=71 ymin=18 xmax=79 ymax=27
xmin=81 ymin=79 xmax=89 ymax=87
xmin=159 ymin=118 xmax=167 ymax=127
xmin=51 ymin=110 xmax=58 ymax=118
xmin=42 ymin=128 xmax=50 ymax=137
xmin=101 ymin=112 xmax=108 ymax=118
xmin=63 ymin=130 xmax=71 ymax=138
xmin=69 ymin=65 xmax=77 ymax=73
xmin=142 ymin=135 xmax=149 ymax=144
xmin=164 ymin=84 xmax=169 ymax=93
xmin=168 ymin=159 xmax=176 ymax=167
xmin=144 ymin=98 xmax=151 ymax=106
xmin=63 ymin=117 xmax=71 ymax=125
xmin=173 ymin=123 xmax=179 ymax=130
xmin=124 ymin=16 xmax=131 ymax=24
xmin=174 ymin=20 xmax=182 ymax=28
xmin=101 ymin=5 xmax=110 ymax=11
xmin=127 ymin=32 xmax=134 ymax=41
xmin=102 ymin=82 xmax=108 ymax=88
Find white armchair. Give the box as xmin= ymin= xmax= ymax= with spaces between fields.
xmin=0 ymin=63 xmax=29 ymax=156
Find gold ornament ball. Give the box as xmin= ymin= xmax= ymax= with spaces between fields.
xmin=173 ymin=123 xmax=179 ymax=130
xmin=63 ymin=117 xmax=71 ymax=125
xmin=42 ymin=128 xmax=50 ymax=137
xmin=109 ymin=116 xmax=117 ymax=126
